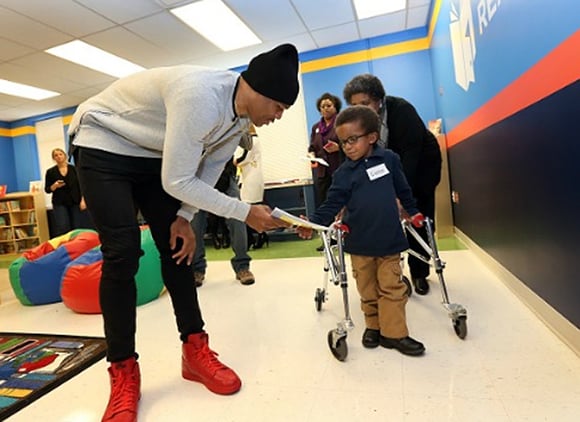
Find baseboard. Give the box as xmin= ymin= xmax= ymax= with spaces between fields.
xmin=455 ymin=228 xmax=580 ymax=358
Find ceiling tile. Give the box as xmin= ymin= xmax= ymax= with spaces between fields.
xmin=358 ymin=11 xmax=407 ymax=39
xmin=0 ymin=0 xmax=116 ymax=37
xmin=226 ymin=0 xmax=307 ymax=41
xmin=125 ymin=12 xmax=221 ymax=61
xmin=7 ymin=54 xmax=115 ymax=88
xmin=310 ymin=23 xmax=360 ymax=49
xmin=408 ymin=4 xmax=430 ymax=28
xmin=75 ymin=0 xmax=164 ymax=24
xmin=291 ymin=0 xmax=354 ymax=30
xmin=0 ymin=7 xmax=73 ymax=50
xmin=0 ymin=38 xmax=35 ymax=62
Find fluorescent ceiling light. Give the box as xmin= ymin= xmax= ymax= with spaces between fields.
xmin=0 ymin=79 xmax=60 ymax=100
xmin=353 ymin=0 xmax=406 ymax=20
xmin=45 ymin=40 xmax=145 ymax=78
xmin=171 ymin=0 xmax=261 ymax=51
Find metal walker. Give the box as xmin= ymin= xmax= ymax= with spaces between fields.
xmin=401 ymin=217 xmax=468 ymax=339
xmin=313 ymin=223 xmax=354 ymax=361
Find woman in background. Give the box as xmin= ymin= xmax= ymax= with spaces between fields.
xmin=308 ymin=92 xmax=343 ymax=207
xmin=308 ymin=92 xmax=343 ymax=251
xmin=44 ymin=148 xmax=85 ymax=236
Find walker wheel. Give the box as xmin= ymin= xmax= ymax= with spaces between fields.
xmin=402 ymin=276 xmax=412 ymax=297
xmin=327 ymin=330 xmax=348 ymax=361
xmin=314 ymin=288 xmax=325 ymax=312
xmin=453 ymin=316 xmax=467 ymax=339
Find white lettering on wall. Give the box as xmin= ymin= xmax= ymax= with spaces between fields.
xmin=478 ymin=0 xmax=501 ymax=35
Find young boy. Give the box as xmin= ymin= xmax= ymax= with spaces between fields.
xmin=297 ymin=105 xmax=426 ymax=356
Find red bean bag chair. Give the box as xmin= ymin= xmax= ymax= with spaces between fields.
xmin=60 ymin=226 xmax=164 ymax=314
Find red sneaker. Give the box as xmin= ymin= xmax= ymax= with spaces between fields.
xmin=102 ymin=357 xmax=141 ymax=422
xmin=182 ymin=332 xmax=241 ymax=395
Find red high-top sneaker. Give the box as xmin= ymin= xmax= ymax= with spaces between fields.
xmin=182 ymin=332 xmax=241 ymax=395
xmin=102 ymin=357 xmax=141 ymax=422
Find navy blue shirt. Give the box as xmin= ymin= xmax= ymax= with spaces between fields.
xmin=310 ymin=146 xmax=418 ymax=257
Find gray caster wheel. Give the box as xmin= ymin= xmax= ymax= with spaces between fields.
xmin=453 ymin=316 xmax=467 ymax=339
xmin=327 ymin=330 xmax=348 ymax=361
xmin=314 ymin=288 xmax=325 ymax=312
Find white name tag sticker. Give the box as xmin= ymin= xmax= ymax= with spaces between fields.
xmin=366 ymin=163 xmax=390 ymax=181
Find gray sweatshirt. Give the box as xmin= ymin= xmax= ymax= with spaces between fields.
xmin=68 ymin=65 xmax=251 ymax=222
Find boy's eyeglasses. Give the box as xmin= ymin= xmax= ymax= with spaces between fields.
xmin=338 ymin=132 xmax=370 ymax=147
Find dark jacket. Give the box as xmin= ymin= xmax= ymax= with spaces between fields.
xmin=380 ymin=96 xmax=442 ymax=194
xmin=44 ymin=164 xmax=82 ymax=206
xmin=310 ymin=146 xmax=418 ymax=256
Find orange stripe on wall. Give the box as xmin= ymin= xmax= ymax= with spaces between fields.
xmin=447 ymin=30 xmax=580 ymax=148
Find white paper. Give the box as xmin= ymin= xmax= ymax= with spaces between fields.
xmin=271 ymin=207 xmax=330 ymax=231
xmin=301 ymin=156 xmax=329 ymax=167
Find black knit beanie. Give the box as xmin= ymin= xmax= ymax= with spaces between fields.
xmin=241 ymin=44 xmax=299 ymax=105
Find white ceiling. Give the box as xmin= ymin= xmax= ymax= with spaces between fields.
xmin=0 ymin=0 xmax=432 ymax=122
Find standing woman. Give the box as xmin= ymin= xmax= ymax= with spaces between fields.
xmin=44 ymin=148 xmax=85 ymax=236
xmin=308 ymin=93 xmax=343 ymax=207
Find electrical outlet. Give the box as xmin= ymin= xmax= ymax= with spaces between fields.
xmin=451 ymin=191 xmax=460 ymax=203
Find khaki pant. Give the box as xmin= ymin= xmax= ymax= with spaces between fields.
xmin=350 ymin=254 xmax=409 ymax=338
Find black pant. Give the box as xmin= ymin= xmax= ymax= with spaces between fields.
xmin=407 ymin=157 xmax=441 ymax=279
xmin=75 ymin=147 xmax=204 ymax=362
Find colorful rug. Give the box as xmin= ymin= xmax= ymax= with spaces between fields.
xmin=0 ymin=333 xmax=107 ymax=420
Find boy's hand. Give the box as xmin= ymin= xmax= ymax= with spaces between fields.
xmin=410 ymin=213 xmax=425 ymax=228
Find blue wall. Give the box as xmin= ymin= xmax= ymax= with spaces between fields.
xmin=0 ymin=122 xmax=16 ymax=192
xmin=430 ymin=0 xmax=580 ymax=327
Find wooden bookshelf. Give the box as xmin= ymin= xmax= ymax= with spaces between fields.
xmin=0 ymin=192 xmax=49 ymax=255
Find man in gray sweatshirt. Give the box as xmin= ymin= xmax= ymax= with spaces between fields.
xmin=68 ymin=44 xmax=299 ymax=422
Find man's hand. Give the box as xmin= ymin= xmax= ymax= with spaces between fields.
xmin=296 ymin=215 xmax=313 ymax=239
xmin=169 ymin=216 xmax=196 ymax=265
xmin=246 ymin=204 xmax=290 ymax=232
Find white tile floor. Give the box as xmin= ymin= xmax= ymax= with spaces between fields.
xmin=1 ymin=249 xmax=579 ymax=421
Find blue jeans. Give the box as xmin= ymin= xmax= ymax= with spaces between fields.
xmin=191 ymin=177 xmax=250 ymax=274
xmin=52 ymin=204 xmax=83 ymax=236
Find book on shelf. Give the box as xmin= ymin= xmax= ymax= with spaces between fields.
xmin=1 ymin=228 xmax=14 ymax=240
xmin=15 ymin=228 xmax=28 ymax=239
xmin=0 ymin=202 xmax=8 ymax=212
xmin=28 ymin=210 xmax=36 ymax=223
xmin=8 ymin=200 xmax=20 ymax=211
xmin=0 ymin=216 xmax=5 ymax=226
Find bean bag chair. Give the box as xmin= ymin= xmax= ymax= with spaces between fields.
xmin=60 ymin=226 xmax=164 ymax=314
xmin=8 ymin=230 xmax=101 ymax=306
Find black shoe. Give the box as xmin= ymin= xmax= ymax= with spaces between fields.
xmin=316 ymin=244 xmax=324 ymax=252
xmin=362 ymin=329 xmax=380 ymax=348
xmin=254 ymin=232 xmax=269 ymax=249
xmin=411 ymin=277 xmax=429 ymax=295
xmin=212 ymin=235 xmax=222 ymax=249
xmin=379 ymin=336 xmax=425 ymax=356
xmin=194 ymin=272 xmax=205 ymax=287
